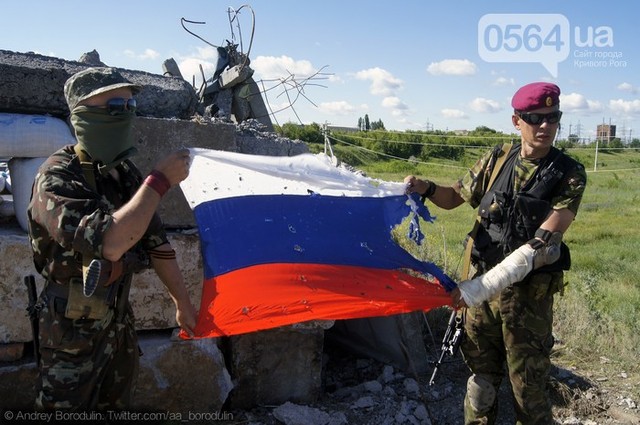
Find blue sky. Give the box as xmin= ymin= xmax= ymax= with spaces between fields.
xmin=2 ymin=1 xmax=639 ymax=140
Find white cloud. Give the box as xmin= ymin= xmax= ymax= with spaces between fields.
xmin=441 ymin=108 xmax=468 ymax=119
xmin=252 ymin=55 xmax=317 ymax=80
xmin=427 ymin=59 xmax=477 ymax=76
xmin=123 ymin=48 xmax=160 ymax=61
xmin=382 ymin=96 xmax=409 ymax=115
xmin=318 ymin=101 xmax=356 ymax=116
xmin=193 ymin=46 xmax=224 ymax=62
xmin=370 ymin=97 xmax=408 ymax=119
xmin=469 ymin=97 xmax=502 ymax=113
xmin=617 ymin=82 xmax=639 ymax=95
xmin=564 ymin=94 xmax=587 ymax=109
xmin=178 ymin=50 xmax=321 ymax=84
xmin=140 ymin=49 xmax=160 ymax=60
xmin=178 ymin=57 xmax=216 ymax=86
xmin=561 ymin=93 xmax=604 ymax=113
xmin=609 ymin=99 xmax=640 ymax=115
xmin=355 ymin=67 xmax=403 ymax=97
xmin=493 ymin=77 xmax=515 ymax=86
xmin=175 ymin=45 xmax=225 ymax=85
xmin=381 ymin=96 xmax=402 ymax=108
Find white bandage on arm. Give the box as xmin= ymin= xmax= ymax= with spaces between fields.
xmin=458 ymin=244 xmax=536 ymax=306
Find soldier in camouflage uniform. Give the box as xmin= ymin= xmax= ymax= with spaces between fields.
xmin=27 ymin=67 xmax=197 ymax=411
xmin=405 ymin=82 xmax=587 ymax=424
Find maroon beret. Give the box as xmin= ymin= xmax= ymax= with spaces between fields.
xmin=511 ymin=82 xmax=560 ymax=112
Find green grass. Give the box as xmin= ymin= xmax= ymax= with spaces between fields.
xmin=355 ymin=147 xmax=640 ymax=397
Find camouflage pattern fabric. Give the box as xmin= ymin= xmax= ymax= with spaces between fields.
xmin=64 ymin=67 xmax=140 ymax=111
xmin=461 ymin=271 xmax=563 ymax=424
xmin=36 ymin=297 xmax=138 ymax=411
xmin=28 ymin=145 xmax=166 ymax=283
xmin=458 ymin=145 xmax=587 ymax=215
xmin=455 ymin=144 xmax=586 ymax=424
xmin=27 ymin=145 xmax=166 ymax=410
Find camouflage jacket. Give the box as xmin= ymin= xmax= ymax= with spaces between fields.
xmin=458 ymin=143 xmax=587 ymax=271
xmin=27 ymin=145 xmax=167 ymax=285
xmin=458 ymin=144 xmax=587 ymax=215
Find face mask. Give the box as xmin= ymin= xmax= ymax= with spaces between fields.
xmin=70 ymin=106 xmax=137 ymax=175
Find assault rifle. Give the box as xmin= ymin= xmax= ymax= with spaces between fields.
xmin=24 ymin=275 xmax=41 ymax=365
xmin=429 ymin=308 xmax=465 ymax=386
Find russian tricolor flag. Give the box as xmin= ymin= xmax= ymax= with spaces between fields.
xmin=179 ymin=149 xmax=455 ymax=338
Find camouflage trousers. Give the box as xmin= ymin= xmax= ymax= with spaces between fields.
xmin=461 ymin=271 xmax=564 ymax=425
xmin=35 ymin=289 xmax=139 ymax=411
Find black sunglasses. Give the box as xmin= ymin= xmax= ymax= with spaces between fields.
xmin=106 ymin=98 xmax=137 ymax=115
xmin=517 ymin=110 xmax=562 ymax=125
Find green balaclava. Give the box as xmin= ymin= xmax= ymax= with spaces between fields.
xmin=64 ymin=67 xmax=141 ymax=175
xmin=70 ymin=106 xmax=138 ymax=175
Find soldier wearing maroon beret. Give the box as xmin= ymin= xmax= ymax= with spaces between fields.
xmin=405 ymin=82 xmax=587 ymax=423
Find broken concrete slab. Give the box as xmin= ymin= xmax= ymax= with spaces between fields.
xmin=0 ymin=50 xmax=198 ymax=119
xmin=224 ymin=326 xmax=325 ymax=409
xmin=134 ymin=333 xmax=233 ymax=414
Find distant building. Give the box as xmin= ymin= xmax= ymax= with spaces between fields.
xmin=327 ymin=125 xmax=359 ymax=133
xmin=597 ymin=124 xmax=616 ymax=142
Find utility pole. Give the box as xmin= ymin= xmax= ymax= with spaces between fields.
xmin=424 ymin=119 xmax=433 ymax=132
xmin=322 ymin=122 xmax=338 ymax=166
xmin=594 ymin=117 xmax=605 ymax=172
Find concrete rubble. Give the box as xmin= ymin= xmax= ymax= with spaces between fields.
xmin=0 ymin=49 xmax=436 ymax=416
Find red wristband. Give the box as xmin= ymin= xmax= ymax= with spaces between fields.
xmin=144 ymin=170 xmax=171 ymax=197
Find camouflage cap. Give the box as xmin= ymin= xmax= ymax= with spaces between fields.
xmin=64 ymin=67 xmax=141 ymax=110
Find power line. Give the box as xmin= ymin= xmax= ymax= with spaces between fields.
xmin=326 ymin=132 xmax=640 ymax=174
xmin=328 ymin=134 xmax=468 ymax=170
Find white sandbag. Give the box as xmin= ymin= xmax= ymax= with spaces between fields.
xmin=0 ymin=195 xmax=14 ymax=218
xmin=8 ymin=157 xmax=46 ymax=232
xmin=0 ymin=169 xmax=11 ymax=193
xmin=0 ymin=113 xmax=75 ymax=158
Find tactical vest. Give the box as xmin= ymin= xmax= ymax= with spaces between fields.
xmin=470 ymin=143 xmax=578 ymax=274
